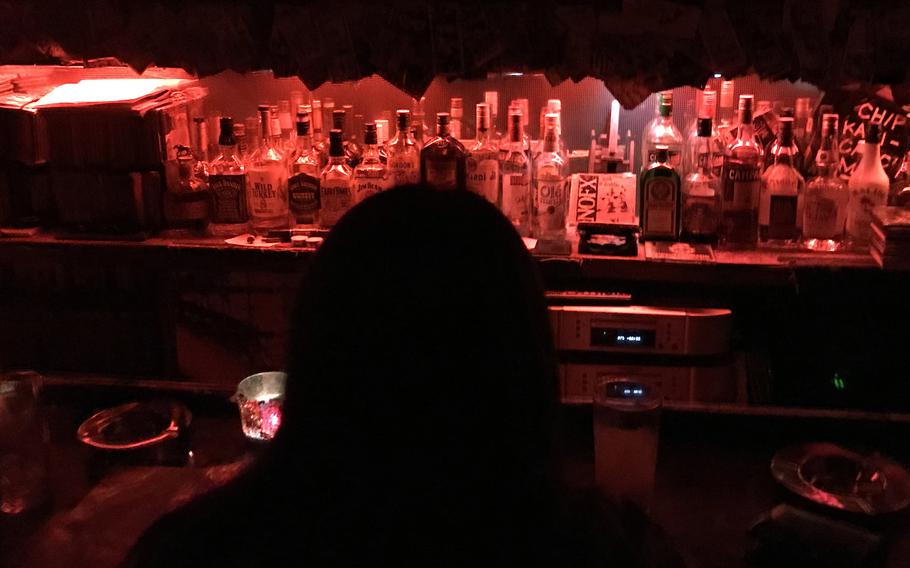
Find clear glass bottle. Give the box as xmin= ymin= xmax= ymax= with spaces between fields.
xmin=331 ymin=108 xmax=362 ymax=168
xmin=420 ymin=112 xmax=468 ymax=191
xmin=682 ymin=118 xmax=721 ymax=243
xmin=639 ymin=145 xmax=681 ymax=240
xmin=803 ymin=113 xmax=849 ymax=250
xmin=319 ymin=129 xmax=354 ymax=228
xmin=763 ymin=108 xmax=802 ymax=172
xmin=277 ymin=99 xmax=293 ymax=150
xmin=411 ymin=96 xmax=432 ymax=148
xmin=208 ymin=117 xmax=250 ymax=236
xmin=716 ymin=80 xmax=736 ymax=146
xmin=500 ymin=108 xmax=533 ymax=233
xmin=311 ymin=99 xmax=327 ymax=168
xmin=794 ymin=97 xmax=811 ymax=154
xmin=683 ymin=89 xmax=723 ymax=177
xmin=244 ymin=116 xmax=260 ymax=160
xmin=247 ymin=105 xmax=289 ymax=232
xmin=533 ymin=114 xmax=568 ymax=241
xmin=467 ymin=102 xmax=500 ymax=205
xmin=846 ymin=123 xmax=890 ymax=246
xmin=288 ymin=110 xmax=321 ymax=225
xmin=233 ymin=122 xmax=248 ymax=162
xmin=719 ymin=94 xmax=763 ymax=249
xmin=641 ymin=90 xmax=683 ymax=170
xmin=759 ymin=117 xmax=804 ymax=245
xmin=449 ymin=97 xmax=464 ymax=140
xmin=353 ymin=123 xmax=390 ymax=204
xmin=387 ymin=110 xmax=421 ymax=186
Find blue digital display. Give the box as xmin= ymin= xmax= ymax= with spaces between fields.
xmin=591 ymin=328 xmax=656 ymax=348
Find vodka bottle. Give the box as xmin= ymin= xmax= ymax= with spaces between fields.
xmin=641 ymin=91 xmax=683 ymax=170
xmin=803 ymin=113 xmax=849 ymax=250
xmin=681 ymin=118 xmax=720 ymax=243
xmin=500 ymin=108 xmax=532 ymax=233
xmin=533 ymin=115 xmax=568 ymax=240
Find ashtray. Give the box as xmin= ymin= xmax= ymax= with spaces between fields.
xmin=77 ymin=400 xmax=191 ymax=450
xmin=771 ymin=442 xmax=910 ymax=515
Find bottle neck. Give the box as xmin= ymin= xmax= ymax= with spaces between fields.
xmin=295 ymin=134 xmax=312 ymax=154
xmin=861 ymin=140 xmax=882 ymax=167
xmin=362 ymin=142 xmax=380 ymax=160
xmin=695 ymin=135 xmax=712 ymax=174
xmin=543 ymin=130 xmax=559 ymax=153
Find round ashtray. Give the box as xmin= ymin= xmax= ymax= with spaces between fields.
xmin=77 ymin=401 xmax=191 ymax=450
xmin=771 ymin=442 xmax=910 ymax=515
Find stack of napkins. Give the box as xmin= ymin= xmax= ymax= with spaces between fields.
xmin=870 ymin=206 xmax=910 ymax=270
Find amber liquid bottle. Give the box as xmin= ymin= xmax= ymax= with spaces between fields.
xmin=719 ymin=95 xmax=763 ymax=249
xmin=420 ymin=112 xmax=467 ymax=191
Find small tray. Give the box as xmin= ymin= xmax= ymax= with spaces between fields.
xmin=77 ymin=400 xmax=191 ymax=450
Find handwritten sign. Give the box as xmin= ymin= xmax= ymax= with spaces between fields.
xmin=834 ymin=95 xmax=909 ymax=180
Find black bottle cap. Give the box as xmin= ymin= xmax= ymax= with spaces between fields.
xmin=332 ymin=109 xmax=346 ymax=131
xmin=779 ymin=107 xmax=794 ymax=118
xmin=696 ymin=117 xmax=712 ymax=137
xmin=866 ymin=123 xmax=882 ymax=144
xmin=436 ymin=112 xmax=451 ymax=126
xmin=655 ymin=145 xmax=670 ymax=163
xmin=296 ymin=114 xmax=311 ymax=136
xmin=218 ymin=117 xmax=235 ymax=146
xmin=778 ymin=117 xmax=794 ymax=146
xmin=329 ymin=129 xmax=345 ymax=157
xmin=363 ymin=122 xmax=378 ymax=145
xmin=396 ymin=109 xmax=411 ymax=130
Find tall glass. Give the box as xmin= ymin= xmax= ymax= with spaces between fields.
xmin=592 ymin=379 xmax=661 ymax=509
xmin=0 ymin=370 xmax=48 ymax=515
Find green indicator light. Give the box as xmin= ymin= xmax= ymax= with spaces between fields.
xmin=833 ymin=373 xmax=846 ymax=391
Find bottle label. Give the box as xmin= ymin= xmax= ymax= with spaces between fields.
xmin=467 ymin=157 xmax=499 ymax=204
xmin=535 ymin=177 xmax=567 ymax=231
xmin=209 ymin=174 xmax=248 ymax=224
xmin=425 ymin=159 xmax=458 ymax=190
xmin=683 ymin=195 xmax=719 ymax=237
xmin=846 ymin=185 xmax=888 ymax=241
xmin=320 ymin=181 xmax=353 ymax=227
xmin=721 ymin=164 xmax=760 ymax=211
xmin=502 ymin=173 xmax=530 ymax=224
xmin=247 ymin=165 xmax=288 ymax=220
xmin=288 ymin=172 xmax=321 ymax=220
xmin=804 ymin=195 xmax=839 ymax=238
xmin=389 ymin=153 xmax=420 ymax=186
xmin=647 ymin=146 xmax=681 ymax=168
xmin=767 ymin=194 xmax=798 ymax=239
xmin=354 ymin=174 xmax=390 ymax=204
xmin=643 ymin=176 xmax=679 ymax=237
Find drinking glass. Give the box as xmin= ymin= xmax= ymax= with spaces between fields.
xmin=592 ymin=379 xmax=661 ymax=509
xmin=0 ymin=370 xmax=48 ymax=514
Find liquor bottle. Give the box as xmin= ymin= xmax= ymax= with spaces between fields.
xmin=450 ymin=97 xmax=464 ymax=140
xmin=244 ymin=116 xmax=260 ymax=160
xmin=684 ymin=89 xmax=723 ymax=177
xmin=759 ymin=117 xmax=804 ymax=245
xmin=467 ymin=103 xmax=500 ymax=205
xmin=500 ymin=108 xmax=533 ymax=233
xmin=412 ymin=97 xmax=432 ymax=148
xmin=420 ymin=112 xmax=468 ymax=191
xmin=331 ymin=109 xmax=361 ymax=168
xmin=288 ymin=111 xmax=321 ymax=225
xmin=639 ymin=145 xmax=681 ymax=240
xmin=516 ymin=99 xmax=532 ymax=152
xmin=716 ymin=80 xmax=736 ymax=146
xmin=311 ymin=99 xmax=327 ymax=168
xmin=719 ymin=95 xmax=763 ymax=248
xmin=846 ymin=123 xmax=890 ymax=246
xmin=803 ymin=113 xmax=849 ymax=250
xmin=346 ymin=105 xmax=364 ymax=167
xmin=233 ymin=122 xmax=248 ymax=160
xmin=889 ymin=150 xmax=910 ymax=207
xmin=208 ymin=117 xmax=250 ymax=236
xmin=166 ymin=117 xmax=211 ymax=232
xmin=353 ymin=123 xmax=390 ymax=204
xmin=682 ymin=118 xmax=720 ymax=243
xmin=278 ymin=99 xmax=293 ymax=149
xmin=247 ymin=105 xmax=289 ymax=232
xmin=641 ymin=91 xmax=683 ymax=170
xmin=386 ymin=110 xmax=421 ymax=187
xmin=319 ymin=129 xmax=354 ymax=228
xmin=533 ymin=114 xmax=568 ymax=240
xmin=794 ymin=97 xmax=811 ymax=153
xmin=484 ymin=90 xmax=503 ymax=144
xmin=763 ymin=108 xmax=802 ymax=172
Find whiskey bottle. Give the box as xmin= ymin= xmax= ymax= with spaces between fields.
xmin=639 ymin=145 xmax=681 ymax=240
xmin=420 ymin=112 xmax=468 ymax=191
xmin=500 ymin=108 xmax=532 ymax=233
xmin=846 ymin=123 xmax=889 ymax=246
xmin=208 ymin=117 xmax=250 ymax=236
xmin=247 ymin=105 xmax=289 ymax=232
xmin=467 ymin=103 xmax=500 ymax=205
xmin=719 ymin=95 xmax=763 ymax=248
xmin=319 ymin=129 xmax=354 ymax=228
xmin=533 ymin=114 xmax=568 ymax=241
xmin=682 ymin=118 xmax=720 ymax=243
xmin=759 ymin=117 xmax=804 ymax=245
xmin=332 ymin=108 xmax=362 ymax=168
xmin=803 ymin=113 xmax=849 ymax=250
xmin=641 ymin=91 xmax=683 ymax=169
xmin=288 ymin=110 xmax=321 ymax=225
xmin=233 ymin=122 xmax=248 ymax=160
xmin=387 ymin=110 xmax=421 ymax=186
xmin=353 ymin=123 xmax=390 ymax=204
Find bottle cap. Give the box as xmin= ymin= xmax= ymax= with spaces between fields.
xmin=547 ymin=99 xmax=562 ymax=114
xmin=700 ymin=89 xmax=716 ymax=119
xmin=476 ymin=103 xmax=491 ymax=131
xmin=795 ymin=97 xmax=811 ymax=118
xmin=296 ymin=112 xmax=311 ymax=136
xmin=719 ymin=80 xmax=735 ymax=108
xmin=329 ymin=129 xmax=345 ymax=157
xmin=218 ymin=117 xmax=235 ymax=146
xmin=655 ymin=144 xmax=670 ymax=163
xmin=696 ymin=117 xmax=712 ymax=137
xmin=363 ymin=122 xmax=378 ymax=145
xmin=450 ymin=97 xmax=463 ymax=118
xmin=396 ymin=109 xmax=411 ymax=130
xmin=778 ymin=117 xmax=794 ymax=145
xmin=866 ymin=123 xmax=882 ymax=144
xmin=484 ymin=91 xmax=499 ymax=115
xmin=436 ymin=112 xmax=451 ymax=126
xmin=332 ymin=109 xmax=346 ymax=131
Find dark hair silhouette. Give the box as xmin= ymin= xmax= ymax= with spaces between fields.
xmin=125 ymin=186 xmax=681 ymax=567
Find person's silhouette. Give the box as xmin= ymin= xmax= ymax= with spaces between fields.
xmin=125 ymin=186 xmax=683 ymax=567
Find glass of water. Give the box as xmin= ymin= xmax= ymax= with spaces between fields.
xmin=592 ymin=378 xmax=661 ymax=509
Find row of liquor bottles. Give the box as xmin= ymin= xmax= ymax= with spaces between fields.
xmin=175 ymin=96 xmax=569 ymax=239
xmin=638 ymin=85 xmax=901 ymax=250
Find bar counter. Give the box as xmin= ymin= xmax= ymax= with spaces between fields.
xmin=4 ymin=379 xmax=909 ymax=568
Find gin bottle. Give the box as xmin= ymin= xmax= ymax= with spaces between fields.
xmin=387 ymin=110 xmax=421 ymax=186
xmin=248 ymin=105 xmax=289 ymax=232
xmin=846 ymin=123 xmax=889 ymax=246
xmin=533 ymin=115 xmax=568 ymax=240
xmin=353 ymin=123 xmax=390 ymax=204
xmin=803 ymin=113 xmax=849 ymax=250
xmin=288 ymin=110 xmax=321 ymax=225
xmin=319 ymin=129 xmax=354 ymax=228
xmin=681 ymin=118 xmax=720 ymax=243
xmin=641 ymin=91 xmax=683 ymax=169
xmin=467 ymin=103 xmax=500 ymax=205
xmin=208 ymin=117 xmax=250 ymax=236
xmin=420 ymin=112 xmax=468 ymax=191
xmin=639 ymin=145 xmax=681 ymax=240
xmin=759 ymin=117 xmax=804 ymax=245
xmin=500 ymin=108 xmax=532 ymax=233
xmin=719 ymin=95 xmax=763 ymax=248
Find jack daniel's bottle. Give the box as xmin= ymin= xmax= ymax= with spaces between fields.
xmin=208 ymin=117 xmax=249 ymax=236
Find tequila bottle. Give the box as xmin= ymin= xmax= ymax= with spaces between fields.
xmin=500 ymin=108 xmax=532 ymax=233
xmin=319 ymin=129 xmax=354 ymax=228
xmin=288 ymin=110 xmax=321 ymax=225
xmin=719 ymin=95 xmax=763 ymax=248
xmin=846 ymin=123 xmax=889 ymax=246
xmin=803 ymin=113 xmax=849 ymax=250
xmin=533 ymin=115 xmax=568 ymax=240
xmin=467 ymin=103 xmax=500 ymax=205
xmin=639 ymin=145 xmax=681 ymax=240
xmin=641 ymin=91 xmax=683 ymax=170
xmin=682 ymin=118 xmax=720 ymax=243
xmin=248 ymin=105 xmax=289 ymax=232
xmin=353 ymin=123 xmax=390 ymax=204
xmin=420 ymin=112 xmax=468 ymax=191
xmin=759 ymin=117 xmax=804 ymax=245
xmin=208 ymin=117 xmax=249 ymax=236
xmin=387 ymin=110 xmax=421 ymax=186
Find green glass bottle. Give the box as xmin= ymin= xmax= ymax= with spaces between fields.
xmin=639 ymin=144 xmax=681 ymax=240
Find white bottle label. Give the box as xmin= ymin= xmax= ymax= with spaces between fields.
xmin=846 ymin=185 xmax=888 ymax=241
xmin=247 ymin=164 xmax=288 ymax=220
xmin=354 ymin=174 xmax=390 ymax=204
xmin=389 ymin=153 xmax=420 ymax=186
xmin=320 ymin=181 xmax=353 ymax=227
xmin=502 ymin=173 xmax=530 ymax=224
xmin=535 ymin=177 xmax=567 ymax=231
xmin=467 ymin=157 xmax=499 ymax=204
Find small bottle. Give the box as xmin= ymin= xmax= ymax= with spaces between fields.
xmin=533 ymin=114 xmax=568 ymax=241
xmin=639 ymin=145 xmax=681 ymax=240
xmin=288 ymin=110 xmax=321 ymax=225
xmin=467 ymin=103 xmax=500 ymax=205
xmin=353 ymin=123 xmax=390 ymax=204
xmin=641 ymin=91 xmax=683 ymax=170
xmin=719 ymin=94 xmax=763 ymax=248
xmin=208 ymin=117 xmax=250 ymax=236
xmin=387 ymin=110 xmax=421 ymax=186
xmin=319 ymin=129 xmax=354 ymax=228
xmin=682 ymin=118 xmax=721 ymax=243
xmin=166 ymin=118 xmax=210 ymax=232
xmin=247 ymin=105 xmax=289 ymax=232
xmin=500 ymin=107 xmax=533 ymax=233
xmin=449 ymin=97 xmax=464 ymax=140
xmin=803 ymin=113 xmax=849 ymax=250
xmin=846 ymin=123 xmax=890 ymax=246
xmin=759 ymin=117 xmax=804 ymax=245
xmin=420 ymin=112 xmax=468 ymax=191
